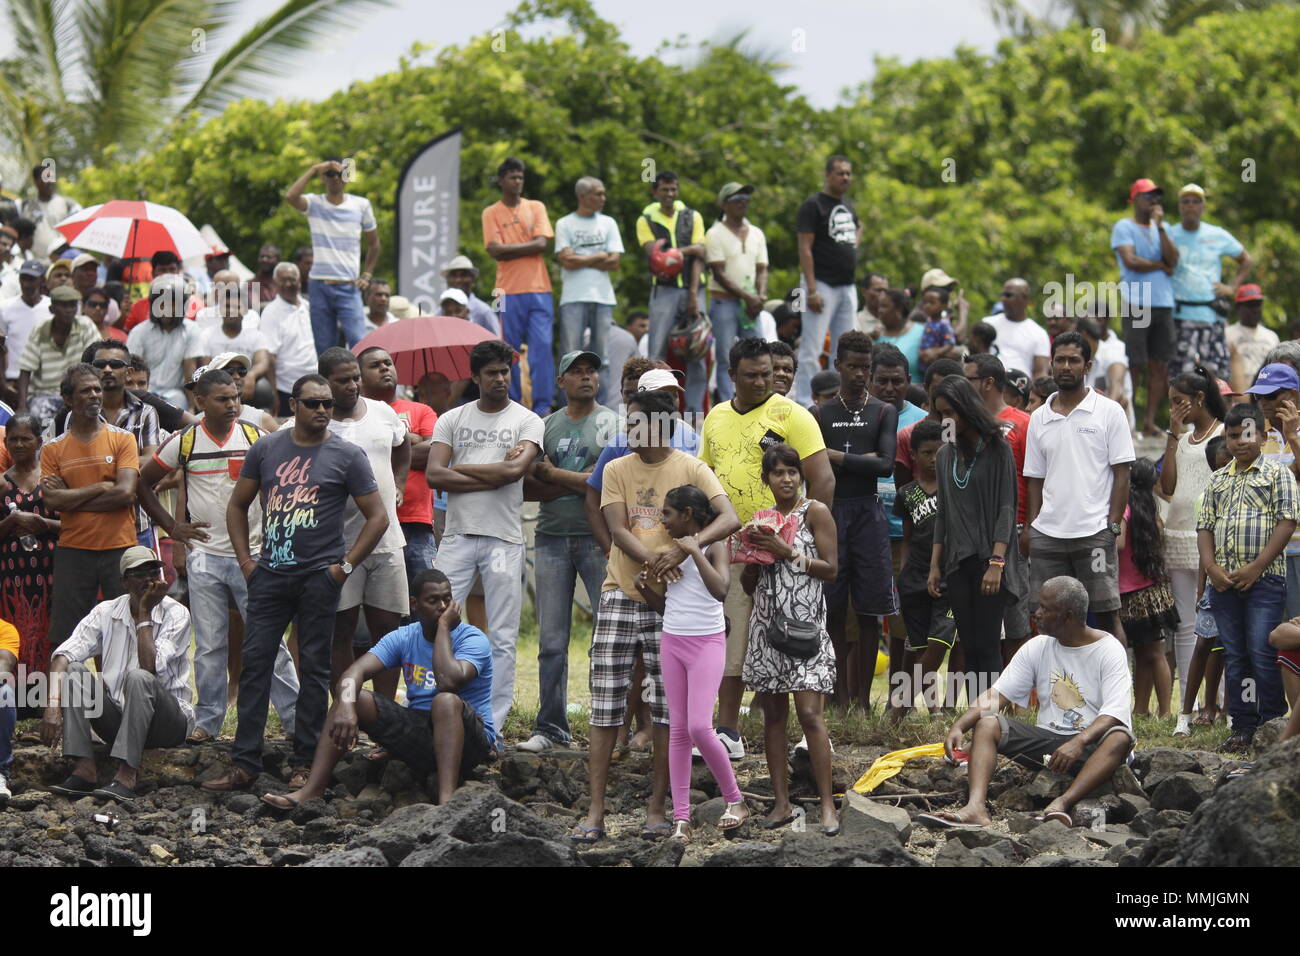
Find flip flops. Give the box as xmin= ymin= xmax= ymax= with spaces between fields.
xmin=261 ymin=792 xmax=300 ymax=810
xmin=916 ymin=812 xmax=983 ymax=830
xmin=570 ymin=824 xmax=605 ymax=844
xmin=639 ymin=822 xmax=672 ymax=841
xmin=761 ymin=813 xmax=797 ymax=831
xmin=1037 ymin=810 xmax=1073 ymax=827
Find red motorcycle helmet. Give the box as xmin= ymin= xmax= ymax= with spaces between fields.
xmin=649 ymin=240 xmax=684 ymax=280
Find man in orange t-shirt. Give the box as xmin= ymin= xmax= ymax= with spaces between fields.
xmin=39 ymin=363 xmax=141 ymax=649
xmin=482 ymin=156 xmax=554 ymax=415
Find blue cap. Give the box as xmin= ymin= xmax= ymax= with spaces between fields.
xmin=1246 ymin=363 xmax=1300 ymax=395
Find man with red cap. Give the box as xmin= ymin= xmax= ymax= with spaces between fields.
xmin=1169 ymin=183 xmax=1253 ymax=381
xmin=1225 ymin=284 xmax=1276 ymax=394
xmin=1111 ymin=177 xmax=1179 ymax=437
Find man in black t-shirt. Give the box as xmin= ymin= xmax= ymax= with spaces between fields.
xmin=794 ymin=154 xmax=862 ymax=406
xmin=810 ymin=331 xmax=895 ymax=710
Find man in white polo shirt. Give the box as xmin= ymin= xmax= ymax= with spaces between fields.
xmin=1022 ymin=331 xmax=1135 ymax=645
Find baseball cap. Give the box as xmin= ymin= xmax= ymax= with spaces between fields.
xmin=208 ymin=351 xmax=252 ymax=372
xmin=1005 ymin=368 xmax=1032 ymax=401
xmin=441 ymin=255 xmax=478 ymax=276
xmin=70 ymin=252 xmax=99 ymax=271
xmin=718 ymin=182 xmax=754 ymax=205
xmin=120 ymin=545 xmax=163 ymax=576
xmin=205 ymin=243 xmax=231 ymax=259
xmin=558 ymin=350 xmax=602 ymax=375
xmin=184 ymin=365 xmax=209 ymax=390
xmin=920 ymin=268 xmax=956 ymax=291
xmin=1246 ymin=363 xmax=1300 ymax=395
xmin=18 ymin=259 xmax=45 ymax=278
xmin=49 ymin=285 xmax=81 ymax=303
xmin=1179 ymin=183 xmax=1205 ymax=199
xmin=810 ymin=370 xmax=841 ymax=395
xmin=46 ymin=259 xmax=71 ymax=279
xmin=439 ymin=287 xmax=469 ymax=308
xmin=638 ymin=369 xmax=685 ymax=392
xmin=1128 ymin=177 xmax=1162 ymax=200
xmin=1235 ymin=284 xmax=1265 ymax=303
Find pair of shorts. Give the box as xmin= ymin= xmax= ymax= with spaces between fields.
xmin=1278 ymin=649 xmax=1300 ymax=676
xmin=1119 ymin=581 xmax=1179 ymax=648
xmin=825 ymin=496 xmax=897 ymax=617
xmin=338 ymin=549 xmax=410 ymax=614
xmin=368 ymin=691 xmax=492 ymax=778
xmin=1193 ymin=594 xmax=1224 ymax=651
xmin=1122 ymin=305 xmax=1175 ymax=365
xmin=899 ymin=589 xmax=956 ymax=653
xmin=1028 ymin=527 xmax=1121 ymax=613
xmin=723 ymin=571 xmax=754 ymax=678
xmin=1169 ymin=319 xmax=1229 ymax=379
xmin=995 ymin=715 xmax=1134 ymax=773
xmin=1002 ymin=530 xmax=1031 ymax=641
xmin=589 ymin=589 xmax=667 ymax=727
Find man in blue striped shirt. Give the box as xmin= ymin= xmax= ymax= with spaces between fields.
xmin=285 ymin=157 xmax=380 ymax=354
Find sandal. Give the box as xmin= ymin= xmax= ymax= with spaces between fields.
xmin=1038 ymin=810 xmax=1073 ymax=827
xmin=1193 ymin=713 xmax=1217 ymax=727
xmin=287 ymin=767 xmax=311 ymax=789
xmin=570 ymin=824 xmax=605 ymax=844
xmin=917 ymin=811 xmax=984 ymax=830
xmin=717 ymin=800 xmax=749 ymax=831
xmin=187 ymin=728 xmax=214 ymax=744
xmin=261 ymin=792 xmax=300 ymax=810
xmin=671 ymin=821 xmax=691 ymax=844
xmin=639 ymin=822 xmax=672 ymax=841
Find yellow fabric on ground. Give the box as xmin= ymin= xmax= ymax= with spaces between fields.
xmin=852 ymin=742 xmax=947 ymax=794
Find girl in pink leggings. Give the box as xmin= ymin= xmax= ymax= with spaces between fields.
xmin=635 ymin=485 xmax=748 ymax=843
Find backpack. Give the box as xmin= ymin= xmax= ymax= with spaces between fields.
xmin=174 ymin=420 xmax=262 ymax=519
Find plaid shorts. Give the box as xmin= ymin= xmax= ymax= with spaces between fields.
xmin=589 ymin=589 xmax=668 ymax=728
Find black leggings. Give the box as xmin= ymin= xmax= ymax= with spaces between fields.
xmin=945 ymin=555 xmax=1008 ymax=706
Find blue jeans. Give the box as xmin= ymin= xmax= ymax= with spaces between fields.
xmin=532 ymin=533 xmax=607 ymax=745
xmin=188 ymin=552 xmax=299 ymax=736
xmin=309 ymin=280 xmax=367 ymax=355
xmin=233 ymin=565 xmax=342 ymax=773
xmin=559 ymin=301 xmax=614 ymax=404
xmin=709 ymin=298 xmax=759 ymax=402
xmin=1208 ymin=573 xmax=1288 ymax=734
xmin=792 ymin=279 xmax=857 ymax=406
xmin=0 ymin=681 xmax=14 ymax=771
xmin=401 ymin=523 xmax=437 ymax=584
xmin=502 ymin=292 xmax=555 ymax=415
xmin=646 ymin=285 xmax=707 ymax=413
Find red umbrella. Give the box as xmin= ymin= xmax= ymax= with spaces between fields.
xmin=352 ymin=316 xmax=503 ymax=385
xmin=54 ymin=200 xmax=209 ymax=261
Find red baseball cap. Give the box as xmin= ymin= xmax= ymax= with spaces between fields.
xmin=1235 ymin=283 xmax=1265 ymax=303
xmin=1128 ymin=177 xmax=1161 ymax=201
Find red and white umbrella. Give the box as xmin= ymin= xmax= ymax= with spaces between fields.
xmin=54 ymin=200 xmax=209 ymax=261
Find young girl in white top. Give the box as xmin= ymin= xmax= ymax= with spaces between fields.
xmin=636 ymin=484 xmax=747 ymax=843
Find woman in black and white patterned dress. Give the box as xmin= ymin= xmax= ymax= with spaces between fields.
xmin=741 ymin=444 xmax=840 ymax=833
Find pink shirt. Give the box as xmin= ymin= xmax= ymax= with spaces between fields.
xmin=1117 ymin=505 xmax=1155 ymax=594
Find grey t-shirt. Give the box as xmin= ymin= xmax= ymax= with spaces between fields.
xmin=432 ymin=400 xmax=544 ymax=545
xmin=537 ymin=405 xmax=617 ymax=537
xmin=240 ymin=429 xmax=378 ymax=572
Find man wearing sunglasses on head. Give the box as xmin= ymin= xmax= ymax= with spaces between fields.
xmin=285 ymin=157 xmax=379 ymax=355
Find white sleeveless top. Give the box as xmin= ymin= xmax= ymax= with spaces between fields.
xmin=663 ymin=552 xmax=727 ymax=636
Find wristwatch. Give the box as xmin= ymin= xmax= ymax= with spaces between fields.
xmin=1109 ymin=521 xmax=1122 ymax=537
xmin=340 ymin=560 xmax=354 ymax=576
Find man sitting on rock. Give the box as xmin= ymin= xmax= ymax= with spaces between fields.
xmin=42 ymin=546 xmax=194 ymax=803
xmin=261 ymin=568 xmax=496 ymax=809
xmin=922 ymin=575 xmax=1135 ymax=829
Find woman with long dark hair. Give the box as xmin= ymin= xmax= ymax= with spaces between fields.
xmin=1119 ymin=458 xmax=1179 ymax=716
xmin=927 ymin=376 xmax=1020 ymax=705
xmin=1161 ymin=364 xmax=1226 ymax=734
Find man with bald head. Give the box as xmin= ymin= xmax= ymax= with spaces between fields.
xmin=923 ymin=576 xmax=1134 ymax=829
xmin=982 ymin=278 xmax=1049 ymax=380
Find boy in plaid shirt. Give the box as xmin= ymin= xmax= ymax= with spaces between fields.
xmin=1198 ymin=402 xmax=1298 ymax=753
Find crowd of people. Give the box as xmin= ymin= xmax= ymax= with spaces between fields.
xmin=0 ymin=155 xmax=1295 ymax=843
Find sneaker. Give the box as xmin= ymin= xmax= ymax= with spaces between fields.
xmin=1173 ymin=713 xmax=1191 ymax=738
xmin=0 ymin=772 xmax=9 ymax=804
xmin=792 ymin=735 xmax=835 ymax=755
xmin=516 ymin=734 xmax=556 ymax=754
xmin=716 ymin=727 xmax=745 ymax=761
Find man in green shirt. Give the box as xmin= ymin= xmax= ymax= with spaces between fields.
xmin=519 ymin=350 xmax=617 ymax=752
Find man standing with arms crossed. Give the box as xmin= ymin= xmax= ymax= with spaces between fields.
xmin=555 ymin=178 xmax=623 ymax=405
xmin=483 ymin=158 xmax=555 ymax=416
xmin=793 ymin=155 xmax=862 ymax=406
xmin=203 ymin=374 xmax=388 ymax=791
xmin=285 ymin=157 xmax=380 ymax=354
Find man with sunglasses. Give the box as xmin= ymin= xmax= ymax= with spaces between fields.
xmin=981 ymin=278 xmax=1048 ymax=381
xmin=1111 ymin=177 xmax=1179 ymax=438
xmin=204 ymin=373 xmax=388 ymax=791
xmin=707 ymin=183 xmax=769 ymax=405
xmin=285 ymin=157 xmax=380 ymax=354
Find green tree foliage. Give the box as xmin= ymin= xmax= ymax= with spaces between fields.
xmin=72 ymin=0 xmax=1300 ymax=326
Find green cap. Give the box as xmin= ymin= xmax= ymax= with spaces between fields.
xmin=717 ymin=182 xmax=754 ymax=205
xmin=49 ymin=285 xmax=82 ymax=303
xmin=558 ymin=350 xmax=602 ymax=375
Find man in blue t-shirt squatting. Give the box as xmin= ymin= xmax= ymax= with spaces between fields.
xmin=259 ymin=568 xmax=497 ymax=809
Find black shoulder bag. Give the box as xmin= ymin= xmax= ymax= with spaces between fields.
xmin=765 ymin=561 xmax=820 ymax=660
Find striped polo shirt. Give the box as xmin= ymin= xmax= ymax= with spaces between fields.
xmin=18 ymin=315 xmax=101 ymax=393
xmin=305 ymin=193 xmax=377 ymax=282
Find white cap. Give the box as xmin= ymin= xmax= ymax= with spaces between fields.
xmin=439 ymin=287 xmax=469 ymax=308
xmin=637 ymin=368 xmax=685 ymax=392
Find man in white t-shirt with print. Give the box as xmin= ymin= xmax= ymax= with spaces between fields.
xmin=426 ymin=340 xmax=544 ymax=733
xmin=141 ymin=368 xmax=299 ymax=742
xmin=555 ymin=177 xmax=624 ymax=405
xmin=981 ymin=278 xmax=1049 ymax=380
xmin=284 ymin=157 xmax=379 ymax=354
xmin=313 ymin=348 xmax=411 ymax=699
xmin=924 ymin=576 xmax=1134 ymax=829
xmin=1022 ymin=332 xmax=1135 ymax=646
